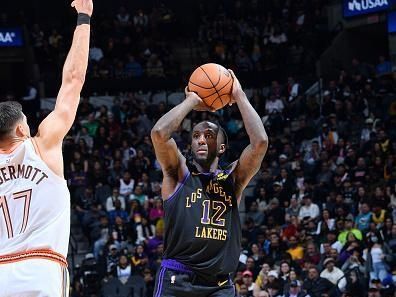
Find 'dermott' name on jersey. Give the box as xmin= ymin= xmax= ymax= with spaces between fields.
xmin=0 ymin=164 xmax=49 ymax=186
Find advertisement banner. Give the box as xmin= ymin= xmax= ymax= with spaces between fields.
xmin=344 ymin=0 xmax=393 ymax=17
xmin=0 ymin=28 xmax=23 ymax=47
xmin=389 ymin=11 xmax=396 ymax=32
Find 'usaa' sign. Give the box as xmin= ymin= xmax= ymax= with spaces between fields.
xmin=0 ymin=28 xmax=23 ymax=47
xmin=344 ymin=0 xmax=393 ymax=17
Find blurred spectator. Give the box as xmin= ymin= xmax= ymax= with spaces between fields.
xmin=146 ymin=54 xmax=165 ymax=78
xmin=21 ymin=81 xmax=39 ymax=119
xmin=133 ymin=9 xmax=148 ymax=28
xmin=320 ymin=258 xmax=346 ymax=292
xmin=242 ymin=270 xmax=255 ymax=296
xmin=283 ymin=280 xmax=304 ymax=297
xmin=247 ymin=201 xmax=265 ymax=226
xmin=113 ymin=255 xmax=132 ymax=283
xmin=376 ymin=55 xmax=392 ymax=76
xmin=106 ymin=188 xmax=125 ymax=212
xmin=354 ymin=202 xmax=371 ymax=231
xmin=149 ymin=198 xmax=164 ymax=223
xmin=48 ymin=29 xmax=63 ymax=49
xmin=119 ymin=171 xmax=135 ymax=199
xmin=89 ymin=42 xmax=104 ymax=62
xmin=129 ymin=185 xmax=148 ymax=205
xmin=298 ymin=195 xmax=320 ymax=222
xmin=136 ymin=217 xmax=155 ymax=245
xmin=31 ymin=24 xmax=44 ymax=49
xmin=363 ymin=235 xmax=391 ymax=283
xmin=131 ymin=244 xmax=148 ymax=272
xmin=302 ymin=267 xmax=335 ymax=297
xmin=116 ymin=6 xmax=131 ymax=27
xmin=125 ymin=54 xmax=143 ymax=78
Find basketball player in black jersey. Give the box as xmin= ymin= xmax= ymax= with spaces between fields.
xmin=151 ymin=70 xmax=268 ymax=297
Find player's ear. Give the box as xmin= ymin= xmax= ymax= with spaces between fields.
xmin=15 ymin=123 xmax=27 ymax=137
xmin=219 ymin=143 xmax=226 ymax=154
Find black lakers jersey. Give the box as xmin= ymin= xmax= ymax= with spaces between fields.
xmin=163 ymin=164 xmax=241 ymax=278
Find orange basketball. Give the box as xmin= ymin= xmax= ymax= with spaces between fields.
xmin=188 ymin=63 xmax=233 ymax=110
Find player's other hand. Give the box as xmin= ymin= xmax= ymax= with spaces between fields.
xmin=185 ymin=87 xmax=215 ymax=112
xmin=228 ymin=69 xmax=244 ymax=105
xmin=71 ymin=0 xmax=93 ymax=17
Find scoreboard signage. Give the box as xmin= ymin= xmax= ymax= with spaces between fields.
xmin=344 ymin=0 xmax=393 ymax=17
xmin=0 ymin=28 xmax=23 ymax=47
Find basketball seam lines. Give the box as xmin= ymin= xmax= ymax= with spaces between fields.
xmin=189 ymin=80 xmax=216 ymax=90
xmin=216 ymin=76 xmax=233 ymax=93
xmin=190 ymin=76 xmax=232 ymax=99
xmin=199 ymin=66 xmax=222 ymax=108
xmin=201 ymin=91 xmax=218 ymax=99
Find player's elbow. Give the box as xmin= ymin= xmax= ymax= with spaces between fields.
xmin=55 ymin=106 xmax=75 ymax=124
xmin=252 ymin=137 xmax=268 ymax=154
xmin=151 ymin=126 xmax=169 ymax=143
xmin=63 ymin=69 xmax=86 ymax=87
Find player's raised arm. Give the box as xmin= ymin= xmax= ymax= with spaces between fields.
xmin=151 ymin=89 xmax=211 ymax=197
xmin=36 ymin=0 xmax=92 ymax=148
xmin=229 ymin=70 xmax=269 ymax=200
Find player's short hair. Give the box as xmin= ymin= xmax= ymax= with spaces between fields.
xmin=0 ymin=101 xmax=23 ymax=140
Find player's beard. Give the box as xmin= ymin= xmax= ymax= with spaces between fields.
xmin=192 ymin=149 xmax=217 ymax=168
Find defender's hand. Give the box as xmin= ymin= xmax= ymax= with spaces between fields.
xmin=72 ymin=0 xmax=93 ymax=17
xmin=185 ymin=87 xmax=215 ymax=112
xmin=228 ymin=69 xmax=244 ymax=105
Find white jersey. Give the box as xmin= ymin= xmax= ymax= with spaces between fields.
xmin=119 ymin=178 xmax=134 ymax=197
xmin=0 ymin=139 xmax=70 ymax=258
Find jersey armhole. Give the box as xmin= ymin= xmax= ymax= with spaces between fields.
xmin=226 ymin=160 xmax=243 ymax=204
xmin=164 ymin=171 xmax=190 ymax=203
xmin=31 ymin=137 xmax=44 ymax=159
xmin=29 ymin=138 xmax=66 ymax=184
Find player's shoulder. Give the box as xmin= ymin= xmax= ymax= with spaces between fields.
xmin=213 ymin=161 xmax=238 ymax=182
xmin=224 ymin=160 xmax=239 ymax=175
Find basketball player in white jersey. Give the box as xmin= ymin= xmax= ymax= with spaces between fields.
xmin=0 ymin=1 xmax=92 ymax=296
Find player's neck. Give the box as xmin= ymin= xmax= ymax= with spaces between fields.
xmin=193 ymin=159 xmax=219 ymax=173
xmin=0 ymin=136 xmax=27 ymax=154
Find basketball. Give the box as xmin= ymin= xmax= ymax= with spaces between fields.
xmin=188 ymin=63 xmax=234 ymax=110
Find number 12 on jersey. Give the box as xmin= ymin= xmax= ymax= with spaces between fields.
xmin=201 ymin=200 xmax=226 ymax=227
xmin=0 ymin=189 xmax=32 ymax=238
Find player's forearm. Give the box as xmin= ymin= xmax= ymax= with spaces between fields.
xmin=61 ymin=24 xmax=90 ymax=87
xmin=53 ymin=23 xmax=90 ymax=119
xmin=151 ymin=96 xmax=197 ymax=142
xmin=235 ymin=90 xmax=268 ymax=150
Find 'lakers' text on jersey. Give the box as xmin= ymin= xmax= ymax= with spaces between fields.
xmin=163 ymin=167 xmax=241 ymax=278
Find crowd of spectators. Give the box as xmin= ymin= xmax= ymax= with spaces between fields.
xmin=197 ymin=0 xmax=331 ymax=80
xmin=50 ymin=53 xmax=396 ymax=297
xmin=27 ymin=0 xmax=334 ymax=91
xmin=30 ymin=4 xmax=177 ymax=82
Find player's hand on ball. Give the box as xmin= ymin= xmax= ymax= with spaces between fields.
xmin=228 ymin=69 xmax=243 ymax=105
xmin=71 ymin=0 xmax=93 ymax=17
xmin=185 ymin=87 xmax=215 ymax=112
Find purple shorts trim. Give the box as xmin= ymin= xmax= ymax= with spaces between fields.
xmin=154 ymin=267 xmax=166 ymax=297
xmin=164 ymin=172 xmax=190 ymax=203
xmin=161 ymin=259 xmax=193 ymax=274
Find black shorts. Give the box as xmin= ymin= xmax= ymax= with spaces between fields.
xmin=153 ymin=259 xmax=236 ymax=297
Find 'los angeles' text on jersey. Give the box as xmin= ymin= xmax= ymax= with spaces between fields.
xmin=163 ymin=167 xmax=241 ymax=278
xmin=185 ymin=179 xmax=233 ymax=241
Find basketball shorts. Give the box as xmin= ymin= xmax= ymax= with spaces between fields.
xmin=0 ymin=250 xmax=69 ymax=297
xmin=154 ymin=259 xmax=237 ymax=297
